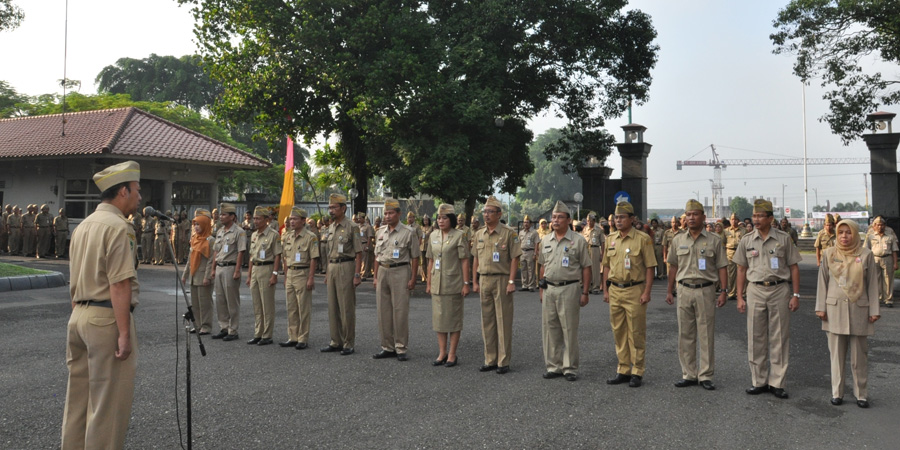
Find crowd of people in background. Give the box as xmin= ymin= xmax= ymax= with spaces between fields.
xmin=0 ymin=204 xmax=69 ymax=258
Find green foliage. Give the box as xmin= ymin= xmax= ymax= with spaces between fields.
xmin=518 ymin=129 xmax=584 ymax=206
xmin=790 ymin=208 xmax=805 ymax=219
xmin=0 ymin=0 xmax=24 ymax=32
xmin=96 ymin=54 xmax=222 ymax=112
xmin=730 ymin=196 xmax=753 ymax=220
xmin=772 ymin=0 xmax=900 ymax=144
xmin=0 ymin=80 xmax=28 ymax=117
xmin=834 ymin=201 xmax=866 ymax=211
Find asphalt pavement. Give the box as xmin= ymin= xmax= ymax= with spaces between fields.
xmin=1 ymin=253 xmax=898 ymax=449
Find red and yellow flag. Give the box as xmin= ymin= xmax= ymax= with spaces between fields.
xmin=278 ymin=137 xmax=295 ymax=232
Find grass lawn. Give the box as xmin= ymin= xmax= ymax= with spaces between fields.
xmin=0 ymin=262 xmax=51 ymax=277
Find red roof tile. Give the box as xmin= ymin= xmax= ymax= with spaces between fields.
xmin=0 ymin=107 xmax=271 ymax=169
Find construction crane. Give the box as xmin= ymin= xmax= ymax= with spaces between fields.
xmin=676 ymin=145 xmax=869 ymax=217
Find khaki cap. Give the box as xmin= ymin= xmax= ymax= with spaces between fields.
xmin=406 ymin=211 xmax=416 ymax=218
xmin=552 ymin=200 xmax=570 ymax=215
xmin=195 ymin=208 xmax=212 ymax=219
xmin=58 ymin=208 xmax=65 ymax=214
xmin=437 ymin=204 xmax=455 ymax=215
xmin=825 ymin=213 xmax=835 ymax=224
xmin=290 ymin=207 xmax=307 ymax=218
xmin=752 ymin=199 xmax=773 ymax=213
xmin=93 ymin=160 xmax=140 ymax=192
xmin=219 ymin=203 xmax=237 ymax=214
xmin=685 ymin=199 xmax=704 ymax=212
xmin=253 ymin=206 xmax=268 ymax=217
xmin=872 ymin=216 xmax=885 ymax=224
xmin=329 ymin=193 xmax=347 ymax=205
xmin=384 ymin=198 xmax=400 ymax=210
xmin=457 ymin=213 xmax=466 ymax=220
xmin=484 ymin=196 xmax=503 ymax=211
xmin=539 ymin=218 xmax=548 ymax=224
xmin=40 ymin=204 xmax=48 ymax=211
xmin=523 ymin=215 xmax=531 ymax=221
xmin=614 ymin=201 xmax=634 ymax=215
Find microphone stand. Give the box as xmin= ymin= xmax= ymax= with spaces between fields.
xmin=158 ymin=217 xmax=206 ymax=450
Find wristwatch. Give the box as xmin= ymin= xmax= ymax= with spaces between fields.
xmin=354 ymin=273 xmax=361 ymax=278
xmin=272 ymin=271 xmax=278 ymax=275
xmin=463 ymin=281 xmax=472 ymax=286
xmin=508 ymin=280 xmax=515 ymax=285
xmin=792 ymin=293 xmax=800 ymax=298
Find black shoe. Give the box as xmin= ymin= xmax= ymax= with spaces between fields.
xmin=432 ymin=357 xmax=448 ymax=366
xmin=295 ymin=342 xmax=308 ymax=350
xmin=247 ymin=337 xmax=261 ymax=345
xmin=479 ymin=364 xmax=498 ymax=372
xmin=496 ymin=366 xmax=510 ymax=374
xmin=198 ymin=331 xmax=210 ymax=336
xmin=857 ymin=400 xmax=869 ymax=408
xmin=746 ymin=385 xmax=769 ymax=395
xmin=340 ymin=347 xmax=355 ymax=355
xmin=831 ymin=398 xmax=843 ymax=406
xmin=320 ymin=345 xmax=341 ymax=353
xmin=397 ymin=353 xmax=409 ymax=361
xmin=373 ymin=350 xmax=398 ymax=359
xmin=444 ymin=357 xmax=458 ymax=368
xmin=189 ymin=328 xmax=197 ymax=334
xmin=257 ymin=338 xmax=273 ymax=346
xmin=771 ymin=388 xmax=789 ymax=399
xmin=222 ymin=334 xmax=239 ymax=341
xmin=565 ymin=373 xmax=578 ymax=382
xmin=887 ymin=303 xmax=894 ymax=308
xmin=518 ymin=287 xmax=529 ymax=292
xmin=543 ymin=371 xmax=563 ymax=379
xmin=607 ymin=374 xmax=631 ymax=385
xmin=700 ymin=380 xmax=716 ymax=391
xmin=629 ymin=375 xmax=643 ymax=387
xmin=279 ymin=340 xmax=299 ymax=347
xmin=674 ymin=379 xmax=698 ymax=388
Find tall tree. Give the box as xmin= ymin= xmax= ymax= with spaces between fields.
xmin=730 ymin=196 xmax=753 ymax=220
xmin=0 ymin=0 xmax=24 ymax=32
xmin=517 ymin=128 xmax=582 ymax=207
xmin=772 ymin=0 xmax=900 ymax=144
xmin=0 ymin=80 xmax=28 ymax=117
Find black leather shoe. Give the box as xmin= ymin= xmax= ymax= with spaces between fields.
xmin=198 ymin=331 xmax=210 ymax=336
xmin=222 ymin=334 xmax=239 ymax=341
xmin=857 ymin=400 xmax=869 ymax=408
xmin=496 ymin=366 xmax=510 ymax=374
xmin=257 ymin=338 xmax=273 ymax=346
xmin=340 ymin=347 xmax=355 ymax=355
xmin=320 ymin=345 xmax=341 ymax=353
xmin=700 ymin=380 xmax=716 ymax=391
xmin=444 ymin=357 xmax=458 ymax=368
xmin=373 ymin=350 xmax=398 ymax=359
xmin=211 ymin=330 xmax=229 ymax=339
xmin=830 ymin=398 xmax=843 ymax=406
xmin=607 ymin=374 xmax=631 ymax=385
xmin=295 ymin=342 xmax=308 ymax=350
xmin=189 ymin=328 xmax=197 ymax=334
xmin=674 ymin=379 xmax=698 ymax=388
xmin=279 ymin=340 xmax=298 ymax=347
xmin=479 ymin=364 xmax=498 ymax=372
xmin=746 ymin=385 xmax=769 ymax=395
xmin=543 ymin=371 xmax=563 ymax=379
xmin=432 ymin=357 xmax=447 ymax=366
xmin=397 ymin=353 xmax=409 ymax=361
xmin=247 ymin=337 xmax=261 ymax=345
xmin=629 ymin=375 xmax=643 ymax=387
xmin=771 ymin=388 xmax=789 ymax=399
xmin=565 ymin=373 xmax=578 ymax=382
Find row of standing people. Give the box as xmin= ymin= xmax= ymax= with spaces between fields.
xmin=0 ymin=203 xmax=69 ymax=258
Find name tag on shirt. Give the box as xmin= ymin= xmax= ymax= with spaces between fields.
xmin=338 ymin=244 xmax=344 ymax=253
xmin=259 ymin=250 xmax=266 ymax=259
xmin=770 ymin=257 xmax=779 ymax=269
xmin=624 ymin=256 xmax=631 ymax=270
xmin=393 ymin=248 xmax=400 ymax=259
xmin=434 ymin=259 xmax=441 ymax=270
xmin=493 ymin=251 xmax=500 ymax=263
xmin=561 ymin=256 xmax=569 ymax=267
xmin=295 ymin=253 xmax=302 ymax=263
xmin=698 ymin=258 xmax=706 ymax=270
xmin=223 ymin=244 xmax=229 ymax=253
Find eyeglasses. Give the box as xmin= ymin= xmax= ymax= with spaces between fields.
xmin=483 ymin=209 xmax=500 ymax=214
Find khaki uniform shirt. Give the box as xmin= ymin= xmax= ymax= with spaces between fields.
xmin=375 ymin=223 xmax=421 ymax=264
xmin=732 ymin=228 xmax=802 ymax=282
xmin=539 ymin=229 xmax=591 ymax=282
xmin=456 ymin=224 xmax=472 ymax=248
xmin=602 ymin=228 xmax=657 ymax=283
xmin=581 ymin=225 xmax=605 ymax=250
xmin=667 ymin=230 xmax=728 ymax=284
xmin=358 ymin=222 xmax=374 ymax=251
xmin=7 ymin=213 xmax=21 ymax=229
xmin=142 ymin=216 xmax=156 ymax=233
xmin=324 ymin=216 xmax=362 ymax=260
xmin=54 ymin=215 xmax=69 ymax=232
xmin=662 ymin=228 xmax=678 ymax=250
xmin=214 ymin=223 xmax=248 ymax=263
xmin=36 ymin=212 xmax=52 ymax=228
xmin=519 ymin=228 xmax=539 ymax=252
xmin=420 ymin=225 xmax=433 ymax=255
xmin=250 ymin=226 xmax=282 ymax=264
xmin=816 ymin=247 xmax=880 ymax=335
xmin=23 ymin=212 xmax=35 ymax=229
xmin=155 ymin=218 xmax=167 ymax=235
xmin=865 ymin=232 xmax=899 ymax=257
xmin=282 ymin=227 xmax=320 ymax=268
xmin=426 ymin=228 xmax=470 ymax=295
xmin=182 ymin=236 xmax=216 ymax=284
xmin=1 ymin=211 xmax=7 ymax=231
xmin=814 ymin=229 xmax=836 ymax=250
xmin=537 ymin=226 xmax=551 ymax=241
xmin=69 ymin=203 xmax=139 ymax=306
xmin=724 ymin=227 xmax=745 ymax=251
xmin=473 ymin=224 xmax=523 ymax=275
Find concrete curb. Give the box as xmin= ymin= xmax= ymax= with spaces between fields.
xmin=0 ymin=272 xmax=67 ymax=292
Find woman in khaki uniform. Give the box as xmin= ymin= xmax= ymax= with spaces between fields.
xmin=420 ymin=215 xmax=434 ymax=282
xmin=182 ymin=211 xmax=216 ymax=334
xmin=815 ymin=219 xmax=880 ymax=408
xmin=425 ymin=204 xmax=470 ymax=367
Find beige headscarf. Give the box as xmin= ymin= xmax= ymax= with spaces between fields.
xmin=827 ymin=219 xmax=863 ymax=302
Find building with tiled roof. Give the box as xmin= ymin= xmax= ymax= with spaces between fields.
xmin=0 ymin=107 xmax=270 ymax=221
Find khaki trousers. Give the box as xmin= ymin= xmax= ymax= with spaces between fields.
xmin=62 ymin=303 xmax=137 ymax=450
xmin=37 ymin=227 xmax=51 ymax=256
xmin=361 ymin=248 xmax=376 ymax=278
xmin=8 ymin=228 xmax=20 ymax=254
xmin=0 ymin=226 xmax=7 ymax=253
xmin=746 ymin=282 xmax=791 ymax=388
xmin=326 ymin=261 xmax=356 ymax=349
xmin=153 ymin=235 xmax=167 ymax=263
xmin=654 ymin=244 xmax=666 ymax=278
xmin=190 ymin=283 xmax=214 ymax=333
xmin=609 ymin=284 xmax=647 ymax=376
xmin=140 ymin=232 xmax=154 ymax=263
xmin=214 ymin=269 xmax=241 ymax=334
xmin=479 ymin=274 xmax=514 ymax=367
xmin=520 ymin=250 xmax=536 ymax=289
xmin=22 ymin=227 xmax=35 ymax=255
xmin=542 ymin=282 xmax=581 ymax=375
xmin=376 ymin=264 xmax=411 ymax=353
xmin=285 ymin=268 xmax=312 ymax=343
xmin=726 ymin=249 xmax=738 ymax=298
xmin=590 ymin=247 xmax=603 ymax=290
xmin=56 ymin=230 xmax=68 ymax=257
xmin=249 ymin=265 xmax=276 ymax=339
xmin=676 ymin=284 xmax=717 ymax=381
xmin=826 ymin=332 xmax=869 ymax=400
xmin=874 ymin=256 xmax=895 ymax=304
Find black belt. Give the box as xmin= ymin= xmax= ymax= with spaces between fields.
xmin=329 ymin=257 xmax=355 ymax=264
xmin=522 ymin=248 xmax=534 ymax=252
xmin=217 ymin=261 xmax=237 ymax=267
xmin=479 ymin=273 xmax=507 ymax=276
xmin=252 ymin=261 xmax=274 ymax=266
xmin=678 ymin=280 xmax=714 ymax=289
xmin=727 ymin=247 xmax=737 ymax=250
xmin=379 ymin=261 xmax=409 ymax=268
xmin=591 ymin=245 xmax=601 ymax=248
xmin=288 ymin=265 xmax=310 ymax=270
xmin=79 ymin=300 xmax=134 ymax=313
xmin=752 ymin=279 xmax=787 ymax=287
xmin=546 ymin=280 xmax=579 ymax=287
xmin=607 ymin=280 xmax=644 ymax=289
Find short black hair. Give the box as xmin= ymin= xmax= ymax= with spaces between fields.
xmin=445 ymin=214 xmax=458 ymax=228
xmin=100 ymin=181 xmax=131 ymax=200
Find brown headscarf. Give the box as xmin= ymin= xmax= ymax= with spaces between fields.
xmin=189 ymin=215 xmax=212 ymax=276
xmin=827 ymin=219 xmax=863 ymax=302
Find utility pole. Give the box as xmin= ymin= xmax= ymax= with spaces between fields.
xmin=863 ymin=173 xmax=869 ymax=211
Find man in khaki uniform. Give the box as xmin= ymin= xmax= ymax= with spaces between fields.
xmin=0 ymin=204 xmax=9 ymax=254
xmin=153 ymin=211 xmax=170 ymax=264
xmin=321 ymin=193 xmax=363 ymax=355
xmin=62 ymin=161 xmax=142 ymax=449
xmin=780 ymin=218 xmax=798 ymax=245
xmin=650 ymin=218 xmax=666 ymax=279
xmin=815 ymin=214 xmax=837 ymax=266
xmin=581 ymin=213 xmax=605 ymax=294
xmin=665 ymin=200 xmax=728 ymax=390
xmin=210 ymin=203 xmax=246 ymax=341
xmin=246 ymin=206 xmax=282 ymax=346
xmin=357 ymin=213 xmax=375 ymax=280
xmin=140 ymin=208 xmax=156 ymax=264
xmin=35 ymin=204 xmax=53 ymax=258
xmin=602 ymin=201 xmax=657 ymax=388
xmin=7 ymin=206 xmax=22 ymax=255
xmin=472 ymin=196 xmax=522 ymax=374
xmin=22 ymin=204 xmax=36 ymax=257
xmin=661 ymin=216 xmax=680 ymax=278
xmin=538 ymin=201 xmax=591 ymax=381
xmin=372 ymin=199 xmax=420 ymax=360
xmin=734 ymin=199 xmax=802 ymax=399
xmin=518 ymin=215 xmax=539 ymax=292
xmin=281 ymin=207 xmax=319 ymax=349
xmin=724 ymin=214 xmax=745 ymax=300
xmin=865 ymin=216 xmax=898 ymax=307
xmin=54 ymin=208 xmax=69 ymax=258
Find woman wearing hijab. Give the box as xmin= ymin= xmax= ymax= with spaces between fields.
xmin=182 ymin=211 xmax=216 ymax=335
xmin=425 ymin=204 xmax=470 ymax=367
xmin=815 ymin=219 xmax=881 ymax=408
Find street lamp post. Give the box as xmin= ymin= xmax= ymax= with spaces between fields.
xmin=782 ymin=184 xmax=787 ymax=219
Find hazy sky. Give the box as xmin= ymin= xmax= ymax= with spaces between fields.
xmin=0 ymin=0 xmax=883 ymax=213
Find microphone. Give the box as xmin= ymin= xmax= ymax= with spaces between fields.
xmin=145 ymin=206 xmax=175 ymax=222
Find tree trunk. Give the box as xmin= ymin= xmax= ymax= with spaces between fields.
xmin=465 ymin=195 xmax=476 ymax=227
